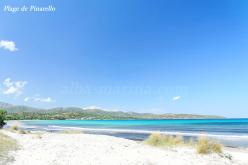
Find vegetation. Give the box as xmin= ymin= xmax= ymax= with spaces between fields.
xmin=10 ymin=125 xmax=19 ymax=131
xmin=145 ymin=133 xmax=223 ymax=155
xmin=220 ymin=153 xmax=232 ymax=160
xmin=59 ymin=130 xmax=82 ymax=134
xmin=17 ymin=130 xmax=28 ymax=134
xmin=210 ymin=142 xmax=222 ymax=153
xmin=0 ymin=109 xmax=7 ymax=128
xmin=196 ymin=137 xmax=209 ymax=154
xmin=196 ymin=137 xmax=222 ymax=154
xmin=0 ymin=102 xmax=224 ymax=120
xmin=0 ymin=132 xmax=18 ymax=164
xmin=144 ymin=132 xmax=184 ymax=147
xmin=8 ymin=124 xmax=30 ymax=134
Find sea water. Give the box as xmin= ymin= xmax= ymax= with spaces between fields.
xmin=13 ymin=119 xmax=248 ymax=147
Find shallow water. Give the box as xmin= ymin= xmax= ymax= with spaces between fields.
xmin=9 ymin=119 xmax=248 ymax=147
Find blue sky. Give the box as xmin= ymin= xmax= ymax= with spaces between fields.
xmin=0 ymin=0 xmax=248 ymax=117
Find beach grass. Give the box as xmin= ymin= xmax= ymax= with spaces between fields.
xmin=196 ymin=136 xmax=222 ymax=154
xmin=144 ymin=132 xmax=184 ymax=147
xmin=10 ymin=125 xmax=19 ymax=131
xmin=59 ymin=129 xmax=82 ymax=134
xmin=9 ymin=124 xmax=30 ymax=134
xmin=145 ymin=133 xmax=223 ymax=155
xmin=196 ymin=137 xmax=209 ymax=154
xmin=0 ymin=132 xmax=18 ymax=164
xmin=17 ymin=129 xmax=29 ymax=134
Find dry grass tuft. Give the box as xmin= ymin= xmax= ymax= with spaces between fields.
xmin=17 ymin=130 xmax=28 ymax=134
xmin=144 ymin=132 xmax=164 ymax=146
xmin=144 ymin=132 xmax=184 ymax=147
xmin=145 ymin=133 xmax=223 ymax=155
xmin=196 ymin=137 xmax=209 ymax=154
xmin=10 ymin=125 xmax=18 ymax=131
xmin=196 ymin=136 xmax=222 ymax=154
xmin=9 ymin=124 xmax=30 ymax=134
xmin=59 ymin=130 xmax=82 ymax=134
xmin=210 ymin=142 xmax=222 ymax=153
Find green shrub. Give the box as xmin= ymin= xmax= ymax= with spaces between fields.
xmin=0 ymin=109 xmax=7 ymax=128
xmin=220 ymin=153 xmax=232 ymax=160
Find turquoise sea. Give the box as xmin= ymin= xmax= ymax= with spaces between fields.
xmin=14 ymin=119 xmax=248 ymax=147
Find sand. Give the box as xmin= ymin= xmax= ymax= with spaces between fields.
xmin=2 ymin=130 xmax=248 ymax=165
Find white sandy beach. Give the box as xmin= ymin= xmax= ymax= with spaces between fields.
xmin=2 ymin=130 xmax=248 ymax=165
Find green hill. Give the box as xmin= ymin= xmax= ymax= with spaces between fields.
xmin=0 ymin=102 xmax=224 ymax=120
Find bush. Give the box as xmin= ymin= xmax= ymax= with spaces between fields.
xmin=0 ymin=109 xmax=7 ymax=128
xmin=196 ymin=136 xmax=222 ymax=154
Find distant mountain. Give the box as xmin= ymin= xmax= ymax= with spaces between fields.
xmin=0 ymin=101 xmax=43 ymax=113
xmin=0 ymin=101 xmax=224 ymax=120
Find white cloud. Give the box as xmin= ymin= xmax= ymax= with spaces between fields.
xmin=0 ymin=40 xmax=18 ymax=52
xmin=24 ymin=97 xmax=30 ymax=102
xmin=24 ymin=96 xmax=55 ymax=103
xmin=83 ymin=106 xmax=102 ymax=110
xmin=2 ymin=78 xmax=27 ymax=96
xmin=172 ymin=96 xmax=181 ymax=101
xmin=35 ymin=97 xmax=55 ymax=103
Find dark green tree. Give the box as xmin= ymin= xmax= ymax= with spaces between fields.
xmin=0 ymin=109 xmax=7 ymax=128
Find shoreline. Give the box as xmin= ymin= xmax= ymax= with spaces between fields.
xmin=6 ymin=120 xmax=248 ymax=148
xmin=7 ymin=120 xmax=248 ymax=139
xmin=1 ymin=130 xmax=248 ymax=165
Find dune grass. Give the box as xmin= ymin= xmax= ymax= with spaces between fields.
xmin=144 ymin=132 xmax=184 ymax=147
xmin=145 ymin=133 xmax=223 ymax=155
xmin=0 ymin=132 xmax=18 ymax=164
xmin=196 ymin=136 xmax=222 ymax=154
xmin=17 ymin=130 xmax=28 ymax=134
xmin=196 ymin=137 xmax=209 ymax=154
xmin=59 ymin=129 xmax=82 ymax=134
xmin=9 ymin=124 xmax=30 ymax=134
xmin=10 ymin=125 xmax=19 ymax=131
